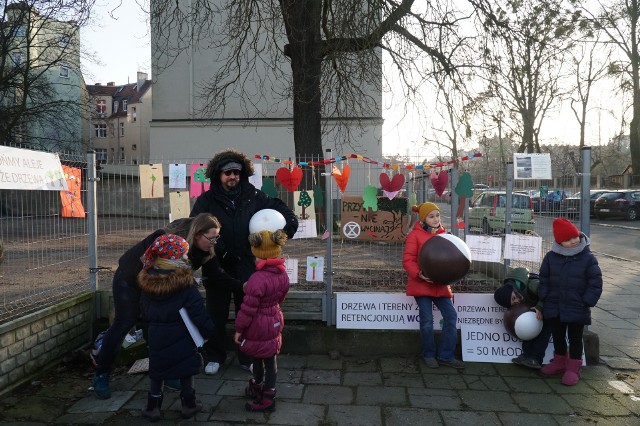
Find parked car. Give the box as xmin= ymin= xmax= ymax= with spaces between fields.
xmin=468 ymin=191 xmax=535 ymax=234
xmin=593 ymin=190 xmax=640 ymax=221
xmin=562 ymin=190 xmax=609 ymax=219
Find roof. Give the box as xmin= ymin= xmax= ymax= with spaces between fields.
xmin=87 ymin=80 xmax=152 ymax=118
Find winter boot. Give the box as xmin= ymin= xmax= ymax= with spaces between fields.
xmin=561 ymin=358 xmax=583 ymax=386
xmin=141 ymin=392 xmax=163 ymax=422
xmin=92 ymin=372 xmax=111 ymax=400
xmin=245 ymin=378 xmax=263 ymax=399
xmin=180 ymin=389 xmax=203 ymax=419
xmin=540 ymin=352 xmax=567 ymax=376
xmin=245 ymin=388 xmax=276 ymax=412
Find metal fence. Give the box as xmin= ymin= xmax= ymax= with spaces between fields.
xmin=1 ymin=147 xmax=599 ymax=323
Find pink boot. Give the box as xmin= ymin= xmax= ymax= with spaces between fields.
xmin=540 ymin=352 xmax=567 ymax=376
xmin=561 ymin=358 xmax=582 ymax=386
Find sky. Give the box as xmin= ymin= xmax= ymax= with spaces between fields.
xmin=81 ymin=1 xmax=621 ymax=160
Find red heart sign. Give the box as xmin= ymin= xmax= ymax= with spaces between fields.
xmin=276 ymin=167 xmax=303 ymax=192
xmin=379 ymin=173 xmax=405 ymax=192
xmin=332 ymin=164 xmax=351 ymax=193
xmin=430 ymin=170 xmax=448 ymax=196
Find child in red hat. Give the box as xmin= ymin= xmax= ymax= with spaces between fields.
xmin=538 ymin=218 xmax=603 ymax=385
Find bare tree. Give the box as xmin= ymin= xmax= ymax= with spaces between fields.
xmin=481 ymin=0 xmax=576 ymax=154
xmin=577 ymin=0 xmax=640 ymax=177
xmin=568 ymin=36 xmax=611 ymax=151
xmin=149 ymin=0 xmax=505 ymax=159
xmin=1 ymin=0 xmax=94 ymax=152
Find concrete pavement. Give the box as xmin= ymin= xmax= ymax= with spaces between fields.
xmin=1 ymin=245 xmax=640 ymax=424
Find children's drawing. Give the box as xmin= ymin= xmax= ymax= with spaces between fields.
xmin=170 ymin=191 xmax=191 ymax=220
xmin=189 ymin=163 xmax=210 ymax=198
xmin=169 ymin=164 xmax=187 ymax=189
xmin=139 ymin=164 xmax=164 ymax=199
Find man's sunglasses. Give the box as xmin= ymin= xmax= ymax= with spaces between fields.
xmin=223 ymin=169 xmax=240 ymax=176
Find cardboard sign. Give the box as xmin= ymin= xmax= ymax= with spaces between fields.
xmin=340 ymin=195 xmax=408 ymax=241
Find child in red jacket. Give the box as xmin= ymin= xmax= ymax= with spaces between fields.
xmin=402 ymin=202 xmax=464 ymax=370
xmin=234 ymin=229 xmax=290 ymax=412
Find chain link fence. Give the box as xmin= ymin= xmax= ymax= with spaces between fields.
xmin=1 ymin=148 xmax=600 ymax=323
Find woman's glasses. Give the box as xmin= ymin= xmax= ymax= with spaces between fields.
xmin=223 ymin=169 xmax=240 ymax=176
xmin=203 ymin=234 xmax=220 ymax=244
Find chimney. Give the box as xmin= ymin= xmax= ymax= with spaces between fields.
xmin=137 ymin=71 xmax=148 ymax=91
xmin=107 ymin=82 xmax=115 ymax=86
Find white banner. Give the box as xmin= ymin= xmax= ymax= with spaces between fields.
xmin=0 ymin=146 xmax=67 ymax=190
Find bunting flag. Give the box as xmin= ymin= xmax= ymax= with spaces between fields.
xmin=253 ymin=151 xmax=482 ymax=171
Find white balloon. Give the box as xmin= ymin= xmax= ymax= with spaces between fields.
xmin=249 ymin=209 xmax=286 ymax=233
xmin=514 ymin=311 xmax=543 ymax=341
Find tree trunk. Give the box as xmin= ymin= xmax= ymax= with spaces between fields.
xmin=282 ymin=0 xmax=324 ymax=160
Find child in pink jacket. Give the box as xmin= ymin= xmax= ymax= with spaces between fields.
xmin=234 ymin=229 xmax=289 ymax=412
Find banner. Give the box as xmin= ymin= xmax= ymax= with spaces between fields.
xmin=0 ymin=146 xmax=67 ymax=191
xmin=340 ymin=195 xmax=407 ymax=241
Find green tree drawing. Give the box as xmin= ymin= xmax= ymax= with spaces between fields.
xmin=193 ymin=167 xmax=209 ymax=192
xmin=298 ymin=190 xmax=312 ymax=219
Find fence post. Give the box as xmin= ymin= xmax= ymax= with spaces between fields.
xmin=580 ymin=147 xmax=591 ymax=237
xmin=86 ymin=151 xmax=100 ymax=315
xmin=324 ymin=148 xmax=334 ymax=326
xmin=504 ymin=162 xmax=514 ymax=275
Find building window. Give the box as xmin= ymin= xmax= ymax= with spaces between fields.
xmin=119 ymin=123 xmax=124 ymax=136
xmin=14 ymin=25 xmax=26 ymax=37
xmin=60 ymin=64 xmax=69 ymax=78
xmin=94 ymin=124 xmax=107 ymax=138
xmin=11 ymin=53 xmax=22 ymax=67
xmin=119 ymin=147 xmax=125 ymax=161
xmin=59 ymin=34 xmax=70 ymax=48
xmin=132 ymin=144 xmax=137 ymax=151
xmin=132 ymin=107 xmax=137 ymax=122
xmin=95 ymin=149 xmax=107 ymax=162
xmin=113 ymin=101 xmax=118 ymax=113
xmin=123 ymin=100 xmax=128 ymax=111
xmin=96 ymin=99 xmax=106 ymax=115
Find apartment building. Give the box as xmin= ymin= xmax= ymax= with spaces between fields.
xmin=86 ymin=72 xmax=152 ymax=164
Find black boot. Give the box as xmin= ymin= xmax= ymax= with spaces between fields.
xmin=180 ymin=389 xmax=203 ymax=419
xmin=141 ymin=392 xmax=163 ymax=422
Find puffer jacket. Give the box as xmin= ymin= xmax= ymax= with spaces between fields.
xmin=235 ymin=258 xmax=290 ymax=358
xmin=138 ymin=268 xmax=214 ymax=381
xmin=402 ymin=221 xmax=453 ymax=298
xmin=539 ymin=234 xmax=602 ymax=325
xmin=190 ymin=151 xmax=298 ymax=282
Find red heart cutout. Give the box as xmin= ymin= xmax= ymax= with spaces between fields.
xmin=276 ymin=167 xmax=302 ymax=192
xmin=379 ymin=173 xmax=405 ymax=192
xmin=332 ymin=165 xmax=351 ymax=193
xmin=430 ymin=171 xmax=448 ymax=196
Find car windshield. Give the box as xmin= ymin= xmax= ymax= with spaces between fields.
xmin=497 ymin=194 xmax=530 ymax=209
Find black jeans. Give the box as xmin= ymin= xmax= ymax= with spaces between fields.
xmin=203 ymin=287 xmax=252 ymax=365
xmin=549 ymin=317 xmax=585 ymax=359
xmin=95 ymin=269 xmax=140 ymax=375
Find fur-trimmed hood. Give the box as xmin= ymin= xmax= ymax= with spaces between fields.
xmin=137 ymin=268 xmax=196 ymax=296
xmin=205 ymin=149 xmax=254 ymax=184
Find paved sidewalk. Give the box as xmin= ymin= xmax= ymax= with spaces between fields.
xmin=1 ymin=255 xmax=639 ymax=425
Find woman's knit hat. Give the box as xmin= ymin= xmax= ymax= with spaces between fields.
xmin=493 ymin=285 xmax=514 ymax=308
xmin=411 ymin=202 xmax=440 ymax=222
xmin=140 ymin=234 xmax=190 ymax=270
xmin=552 ymin=217 xmax=580 ymax=243
xmin=249 ymin=229 xmax=287 ymax=259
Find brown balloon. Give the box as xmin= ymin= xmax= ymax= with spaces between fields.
xmin=418 ymin=234 xmax=471 ymax=285
xmin=503 ymin=303 xmax=534 ymax=338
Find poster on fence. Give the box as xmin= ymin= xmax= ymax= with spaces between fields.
xmin=189 ymin=163 xmax=210 ymax=197
xmin=503 ymin=234 xmax=542 ymax=262
xmin=139 ymin=164 xmax=164 ymax=199
xmin=0 ymin=145 xmax=67 ymax=191
xmin=513 ymin=153 xmax=552 ymax=180
xmin=60 ymin=165 xmax=85 ymax=218
xmin=169 ymin=191 xmax=191 ymax=220
xmin=169 ymin=163 xmax=187 ymax=189
xmin=340 ymin=196 xmax=408 ymax=241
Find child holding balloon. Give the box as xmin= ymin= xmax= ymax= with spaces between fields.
xmin=538 ymin=218 xmax=602 ymax=386
xmin=493 ymin=267 xmax=553 ymax=370
xmin=402 ymin=202 xmax=465 ymax=370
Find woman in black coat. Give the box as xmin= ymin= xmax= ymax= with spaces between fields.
xmin=91 ymin=213 xmax=234 ymax=399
